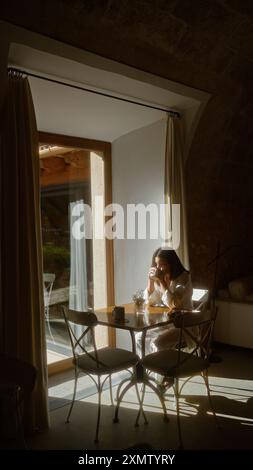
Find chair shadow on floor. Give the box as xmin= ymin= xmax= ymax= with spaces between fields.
xmin=185 ymin=393 xmax=253 ymax=420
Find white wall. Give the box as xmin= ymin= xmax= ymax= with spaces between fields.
xmin=112 ymin=119 xmax=167 ymax=348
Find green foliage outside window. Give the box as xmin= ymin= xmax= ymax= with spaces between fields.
xmin=43 ymin=244 xmax=70 ymax=270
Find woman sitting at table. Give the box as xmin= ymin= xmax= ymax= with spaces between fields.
xmin=136 ymin=247 xmax=193 ymax=358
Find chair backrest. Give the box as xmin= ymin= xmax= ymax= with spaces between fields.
xmin=43 ymin=273 xmax=56 ymax=307
xmin=62 ymin=305 xmax=103 ymax=368
xmin=172 ymin=309 xmax=217 ymax=366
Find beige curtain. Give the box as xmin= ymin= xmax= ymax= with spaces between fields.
xmin=0 ymin=71 xmax=49 ymax=432
xmin=164 ymin=116 xmax=189 ymax=269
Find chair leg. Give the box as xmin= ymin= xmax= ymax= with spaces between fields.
xmin=179 ymin=375 xmax=192 ymax=395
xmin=113 ymin=380 xmax=135 ymax=423
xmin=174 ymin=379 xmax=183 ymax=449
xmin=135 ymin=383 xmax=145 ymax=427
xmin=134 ymin=383 xmax=148 ymax=427
xmin=47 ymin=320 xmax=54 ymax=342
xmin=202 ymin=371 xmax=221 ymax=430
xmin=109 ymin=375 xmax=114 ymax=406
xmin=66 ymin=367 xmax=78 ymax=423
xmin=45 ymin=308 xmax=54 ymax=343
xmin=101 ymin=374 xmax=114 ymax=407
xmin=115 ymin=376 xmax=132 ymax=402
xmin=95 ymin=376 xmax=102 ymax=444
xmin=142 ymin=379 xmax=169 ymax=423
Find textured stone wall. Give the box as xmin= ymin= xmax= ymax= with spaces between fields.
xmin=2 ymin=0 xmax=253 ymax=290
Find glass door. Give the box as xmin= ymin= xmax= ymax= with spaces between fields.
xmin=39 ymin=137 xmax=111 ymax=369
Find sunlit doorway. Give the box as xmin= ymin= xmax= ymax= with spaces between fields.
xmin=39 ymin=133 xmax=114 ymax=373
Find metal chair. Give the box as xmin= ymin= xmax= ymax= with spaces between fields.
xmin=62 ymin=305 xmax=139 ymax=443
xmin=139 ymin=307 xmax=220 ymax=448
xmin=114 ymin=290 xmax=211 ymax=427
xmin=43 ymin=273 xmax=55 ymax=340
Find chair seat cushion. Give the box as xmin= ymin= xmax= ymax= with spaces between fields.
xmin=74 ymin=347 xmax=139 ymax=375
xmin=142 ymin=350 xmax=209 ymax=378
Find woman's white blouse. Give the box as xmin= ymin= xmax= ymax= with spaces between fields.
xmin=144 ymin=271 xmax=193 ymax=310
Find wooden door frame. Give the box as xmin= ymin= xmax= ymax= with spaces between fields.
xmin=39 ymin=132 xmax=115 ymax=376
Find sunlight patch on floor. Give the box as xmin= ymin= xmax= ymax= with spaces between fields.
xmin=49 ymin=373 xmax=253 ymax=421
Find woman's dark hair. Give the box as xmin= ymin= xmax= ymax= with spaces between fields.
xmin=151 ymin=247 xmax=188 ymax=279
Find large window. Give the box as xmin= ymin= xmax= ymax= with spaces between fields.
xmin=39 ymin=133 xmax=114 ymax=373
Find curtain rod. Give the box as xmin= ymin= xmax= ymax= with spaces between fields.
xmin=8 ymin=66 xmax=180 ymax=118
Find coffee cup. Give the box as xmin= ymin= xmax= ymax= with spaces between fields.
xmin=112 ymin=306 xmax=125 ymax=322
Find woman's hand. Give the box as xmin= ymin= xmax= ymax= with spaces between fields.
xmin=148 ymin=267 xmax=159 ymax=281
xmin=147 ymin=267 xmax=171 ymax=294
xmin=147 ymin=267 xmax=158 ymax=294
